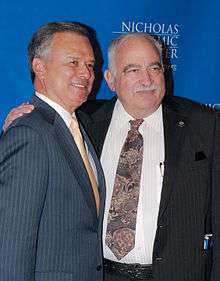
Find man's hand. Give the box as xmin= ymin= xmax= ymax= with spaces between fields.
xmin=3 ymin=103 xmax=34 ymax=131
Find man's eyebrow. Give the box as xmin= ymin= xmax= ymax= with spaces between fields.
xmin=66 ymin=55 xmax=79 ymax=59
xmin=148 ymin=61 xmax=162 ymax=66
xmin=123 ymin=62 xmax=162 ymax=71
xmin=65 ymin=56 xmax=95 ymax=63
xmin=123 ymin=64 xmax=141 ymax=72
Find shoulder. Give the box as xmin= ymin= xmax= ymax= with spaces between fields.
xmin=78 ymin=99 xmax=108 ymax=115
xmin=163 ymin=95 xmax=218 ymax=136
xmin=77 ymin=97 xmax=117 ymax=124
xmin=7 ymin=107 xmax=55 ymax=134
xmin=164 ymin=95 xmax=216 ymax=117
xmin=1 ymin=108 xmax=56 ymax=150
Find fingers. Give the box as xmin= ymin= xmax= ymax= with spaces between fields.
xmin=13 ymin=103 xmax=34 ymax=113
xmin=3 ymin=103 xmax=34 ymax=131
xmin=3 ymin=114 xmax=23 ymax=131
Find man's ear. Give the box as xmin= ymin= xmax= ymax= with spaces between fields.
xmin=104 ymin=69 xmax=116 ymax=92
xmin=32 ymin=58 xmax=46 ymax=81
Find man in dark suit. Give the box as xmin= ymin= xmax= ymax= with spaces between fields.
xmin=0 ymin=22 xmax=105 ymax=281
xmin=3 ymin=32 xmax=220 ymax=281
xmin=79 ymin=33 xmax=220 ymax=281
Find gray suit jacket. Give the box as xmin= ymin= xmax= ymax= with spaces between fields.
xmin=0 ymin=95 xmax=106 ymax=281
xmin=79 ymin=95 xmax=220 ymax=281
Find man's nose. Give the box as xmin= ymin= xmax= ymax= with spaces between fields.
xmin=140 ymin=68 xmax=153 ymax=85
xmin=78 ymin=64 xmax=92 ymax=79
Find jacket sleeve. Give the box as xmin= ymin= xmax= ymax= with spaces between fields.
xmin=0 ymin=125 xmax=48 ymax=281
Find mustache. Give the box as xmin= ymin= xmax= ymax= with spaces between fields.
xmin=135 ymin=84 xmax=158 ymax=93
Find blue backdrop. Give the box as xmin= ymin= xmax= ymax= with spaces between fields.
xmin=0 ymin=0 xmax=219 ymax=127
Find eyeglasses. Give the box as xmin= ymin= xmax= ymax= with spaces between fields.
xmin=123 ymin=62 xmax=164 ymax=77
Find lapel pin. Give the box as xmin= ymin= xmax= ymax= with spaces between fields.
xmin=177 ymin=120 xmax=185 ymax=127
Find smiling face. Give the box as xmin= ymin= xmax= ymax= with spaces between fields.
xmin=105 ymin=36 xmax=166 ymax=118
xmin=32 ymin=32 xmax=95 ymax=113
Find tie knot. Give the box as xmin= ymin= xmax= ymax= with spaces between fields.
xmin=129 ymin=119 xmax=144 ymax=131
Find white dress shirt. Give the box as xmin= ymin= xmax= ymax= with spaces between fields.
xmin=101 ymin=99 xmax=164 ymax=264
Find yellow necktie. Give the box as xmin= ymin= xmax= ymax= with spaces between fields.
xmin=70 ymin=118 xmax=100 ymax=213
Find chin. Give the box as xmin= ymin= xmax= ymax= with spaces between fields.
xmin=73 ymin=91 xmax=88 ymax=100
xmin=138 ymin=95 xmax=156 ymax=105
xmin=78 ymin=95 xmax=89 ymax=105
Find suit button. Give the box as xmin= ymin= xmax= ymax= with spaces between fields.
xmin=96 ymin=265 xmax=102 ymax=271
xmin=159 ymin=225 xmax=164 ymax=228
xmin=155 ymin=257 xmax=163 ymax=262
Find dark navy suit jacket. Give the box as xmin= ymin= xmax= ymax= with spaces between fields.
xmin=0 ymin=95 xmax=105 ymax=281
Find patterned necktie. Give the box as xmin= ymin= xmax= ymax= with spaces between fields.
xmin=105 ymin=118 xmax=144 ymax=260
xmin=70 ymin=118 xmax=100 ymax=213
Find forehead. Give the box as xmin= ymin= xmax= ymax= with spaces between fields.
xmin=115 ymin=37 xmax=160 ymax=67
xmin=49 ymin=32 xmax=94 ymax=59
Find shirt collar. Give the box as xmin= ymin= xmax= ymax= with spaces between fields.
xmin=35 ymin=91 xmax=76 ymax=128
xmin=114 ymin=99 xmax=163 ymax=132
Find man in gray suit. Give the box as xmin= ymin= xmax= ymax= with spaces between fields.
xmin=0 ymin=22 xmax=105 ymax=281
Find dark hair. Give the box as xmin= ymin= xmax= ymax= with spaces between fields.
xmin=28 ymin=21 xmax=92 ymax=82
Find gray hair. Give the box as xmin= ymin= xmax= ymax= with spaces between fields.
xmin=107 ymin=32 xmax=163 ymax=76
xmin=28 ymin=21 xmax=91 ymax=82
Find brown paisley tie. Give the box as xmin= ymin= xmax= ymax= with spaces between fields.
xmin=105 ymin=119 xmax=144 ymax=260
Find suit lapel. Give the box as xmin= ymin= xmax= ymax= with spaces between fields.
xmin=32 ymin=95 xmax=98 ymax=219
xmin=80 ymin=125 xmax=106 ymax=221
xmin=54 ymin=115 xmax=100 ymax=219
xmin=158 ymin=98 xmax=189 ymax=220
